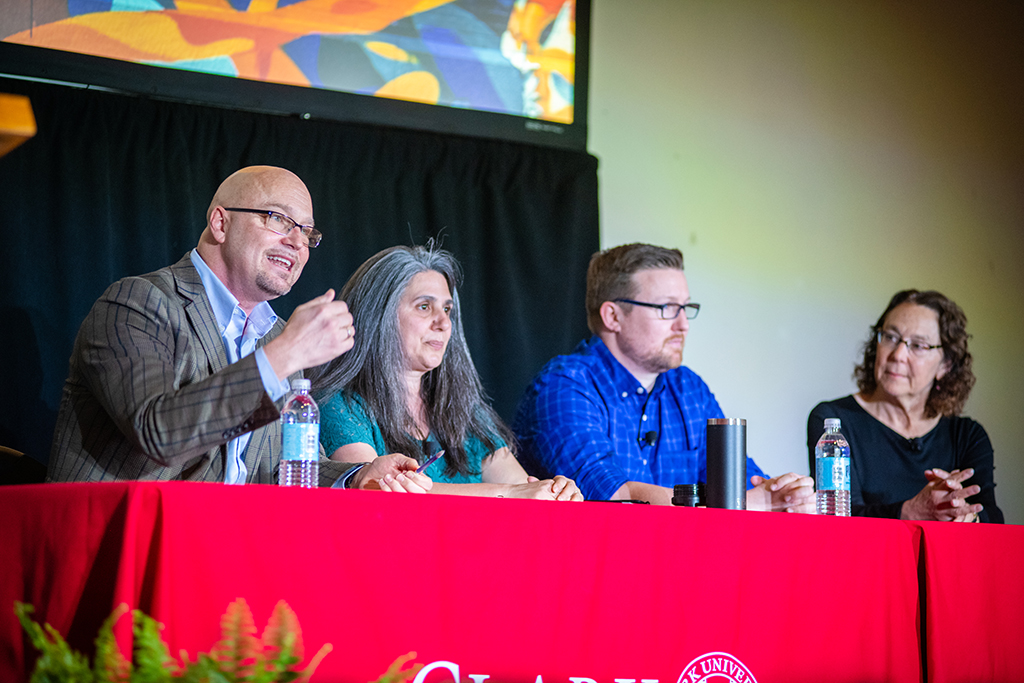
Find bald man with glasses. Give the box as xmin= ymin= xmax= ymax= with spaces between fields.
xmin=49 ymin=166 xmax=429 ymax=492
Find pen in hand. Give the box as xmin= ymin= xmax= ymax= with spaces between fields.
xmin=416 ymin=450 xmax=445 ymax=474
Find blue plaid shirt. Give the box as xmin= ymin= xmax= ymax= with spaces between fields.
xmin=513 ymin=337 xmax=767 ymax=500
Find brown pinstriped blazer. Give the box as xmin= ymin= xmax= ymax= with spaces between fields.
xmin=48 ymin=253 xmax=353 ymax=485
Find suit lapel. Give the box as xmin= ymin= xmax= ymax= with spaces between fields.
xmin=171 ymin=253 xmax=229 ymax=375
xmin=170 ymin=253 xmax=230 ymax=481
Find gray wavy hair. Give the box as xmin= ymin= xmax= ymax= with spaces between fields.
xmin=308 ymin=244 xmax=513 ymax=477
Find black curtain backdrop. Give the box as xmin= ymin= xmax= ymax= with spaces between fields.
xmin=0 ymin=76 xmax=599 ymax=466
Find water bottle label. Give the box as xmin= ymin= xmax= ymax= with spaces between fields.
xmin=282 ymin=423 xmax=319 ymax=462
xmin=816 ymin=456 xmax=850 ymax=491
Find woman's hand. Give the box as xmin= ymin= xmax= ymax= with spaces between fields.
xmin=505 ymin=475 xmax=584 ymax=501
xmin=479 ymin=448 xmax=583 ymax=501
xmin=900 ymin=468 xmax=982 ymax=521
xmin=549 ymin=475 xmax=585 ymax=501
xmin=351 ymin=453 xmax=433 ymax=493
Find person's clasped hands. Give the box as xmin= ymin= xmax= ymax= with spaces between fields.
xmin=353 ymin=463 xmax=582 ymax=501
xmin=748 ymin=472 xmax=816 ymax=513
xmin=504 ymin=475 xmax=583 ymax=501
xmin=902 ymin=467 xmax=982 ymax=522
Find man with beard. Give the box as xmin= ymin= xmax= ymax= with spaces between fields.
xmin=513 ymin=243 xmax=812 ymax=509
xmin=49 ymin=166 xmax=428 ymax=492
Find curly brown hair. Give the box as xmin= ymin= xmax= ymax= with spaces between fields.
xmin=854 ymin=289 xmax=975 ymax=418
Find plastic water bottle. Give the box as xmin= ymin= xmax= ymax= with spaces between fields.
xmin=815 ymin=418 xmax=851 ymax=516
xmin=278 ymin=378 xmax=319 ymax=488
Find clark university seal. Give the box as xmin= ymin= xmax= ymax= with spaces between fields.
xmin=676 ymin=652 xmax=758 ymax=683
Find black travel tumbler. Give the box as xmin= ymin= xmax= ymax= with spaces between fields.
xmin=706 ymin=418 xmax=746 ymax=510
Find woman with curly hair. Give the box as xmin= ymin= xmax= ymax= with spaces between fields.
xmin=807 ymin=290 xmax=1002 ymax=522
xmin=308 ymin=244 xmax=582 ymax=501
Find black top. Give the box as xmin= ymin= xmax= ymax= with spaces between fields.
xmin=807 ymin=395 xmax=1003 ymax=523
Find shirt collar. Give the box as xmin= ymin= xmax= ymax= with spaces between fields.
xmin=189 ymin=249 xmax=278 ymax=339
xmin=586 ymin=336 xmax=664 ymax=399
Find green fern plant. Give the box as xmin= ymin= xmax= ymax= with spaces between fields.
xmin=93 ymin=604 xmax=131 ymax=682
xmin=14 ymin=599 xmax=422 ymax=683
xmin=14 ymin=601 xmax=93 ymax=683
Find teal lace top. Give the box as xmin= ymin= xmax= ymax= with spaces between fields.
xmin=319 ymin=391 xmax=505 ymax=484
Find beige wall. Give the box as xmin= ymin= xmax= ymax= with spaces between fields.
xmin=588 ymin=0 xmax=1024 ymax=523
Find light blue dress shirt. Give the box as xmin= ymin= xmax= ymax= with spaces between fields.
xmin=190 ymin=250 xmax=291 ymax=484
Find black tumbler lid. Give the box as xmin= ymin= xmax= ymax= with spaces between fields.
xmin=707 ymin=418 xmax=746 ymax=426
xmin=672 ymin=483 xmax=704 ymax=507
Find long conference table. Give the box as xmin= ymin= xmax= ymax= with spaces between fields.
xmin=0 ymin=482 xmax=1020 ymax=683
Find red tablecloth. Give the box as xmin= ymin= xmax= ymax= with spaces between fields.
xmin=1 ymin=481 xmax=986 ymax=683
xmin=907 ymin=519 xmax=1024 ymax=683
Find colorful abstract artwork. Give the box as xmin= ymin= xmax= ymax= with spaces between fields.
xmin=3 ymin=0 xmax=575 ymax=123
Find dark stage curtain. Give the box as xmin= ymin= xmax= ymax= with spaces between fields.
xmin=0 ymin=76 xmax=599 ymax=467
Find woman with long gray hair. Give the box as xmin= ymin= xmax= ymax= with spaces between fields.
xmin=308 ymin=245 xmax=582 ymax=500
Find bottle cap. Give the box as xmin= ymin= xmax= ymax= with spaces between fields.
xmin=824 ymin=418 xmax=841 ymax=429
xmin=290 ymin=378 xmax=311 ymax=391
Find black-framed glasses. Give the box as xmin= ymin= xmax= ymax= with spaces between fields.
xmin=614 ymin=299 xmax=700 ymax=320
xmin=876 ymin=329 xmax=942 ymax=357
xmin=224 ymin=207 xmax=322 ymax=248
